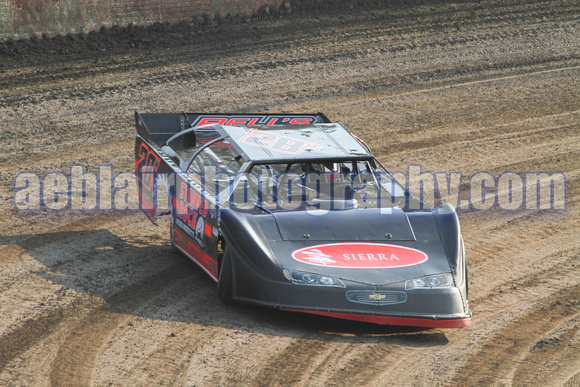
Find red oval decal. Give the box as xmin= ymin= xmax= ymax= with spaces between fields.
xmin=291 ymin=243 xmax=428 ymax=268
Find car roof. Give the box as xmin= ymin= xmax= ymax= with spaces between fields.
xmin=216 ymin=122 xmax=372 ymax=162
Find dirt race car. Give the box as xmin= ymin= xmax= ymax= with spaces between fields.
xmin=135 ymin=112 xmax=471 ymax=328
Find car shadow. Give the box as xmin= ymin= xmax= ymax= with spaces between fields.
xmin=2 ymin=229 xmax=448 ymax=346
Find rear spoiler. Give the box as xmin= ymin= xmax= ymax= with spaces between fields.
xmin=135 ymin=111 xmax=331 ymax=147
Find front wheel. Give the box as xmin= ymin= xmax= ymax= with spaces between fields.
xmin=464 ymin=267 xmax=469 ymax=300
xmin=217 ymin=248 xmax=234 ymax=304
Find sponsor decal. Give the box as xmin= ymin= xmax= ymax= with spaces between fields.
xmin=239 ymin=128 xmax=323 ymax=155
xmin=204 ymin=223 xmax=212 ymax=237
xmin=135 ymin=141 xmax=161 ymax=219
xmin=192 ymin=115 xmax=318 ymax=127
xmin=177 ymin=181 xmax=208 ymax=217
xmin=174 ymin=229 xmax=217 ymax=278
xmin=136 ymin=142 xmax=161 ymax=191
xmin=291 ymin=243 xmax=428 ymax=268
xmin=172 ymin=180 xmax=211 ymax=249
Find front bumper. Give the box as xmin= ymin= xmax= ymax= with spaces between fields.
xmin=231 ymin=260 xmax=471 ymax=328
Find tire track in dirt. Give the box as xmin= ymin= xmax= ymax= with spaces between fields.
xmin=0 ymin=304 xmax=69 ymax=371
xmin=252 ymin=329 xmax=451 ymax=385
xmin=2 ymin=0 xmax=575 ymax=93
xmin=48 ymin=309 xmax=126 ymax=385
xmin=254 ymin=339 xmax=336 ymax=385
xmin=48 ymin=260 xmax=203 ymax=385
xmin=1 ymin=1 xmax=577 ymax=104
xmin=1 ymin=0 xmax=579 ymax=384
xmin=511 ymin=315 xmax=580 ymax=385
xmin=451 ymin=283 xmax=580 ymax=385
xmin=90 ymin=272 xmax=219 ymax=385
xmin=314 ymin=54 xmax=579 ymax=386
xmin=0 ymin=208 xmax=182 ymax=382
xmin=112 ymin=325 xmax=212 ymax=386
xmin=1 ymin=7 xmax=577 ymax=165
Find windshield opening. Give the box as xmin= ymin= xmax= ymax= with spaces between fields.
xmin=226 ymin=160 xmax=421 ymax=211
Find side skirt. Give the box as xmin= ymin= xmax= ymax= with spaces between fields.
xmin=173 ymin=240 xmax=218 ymax=282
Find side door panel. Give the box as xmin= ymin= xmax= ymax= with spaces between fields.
xmin=135 ymin=136 xmax=220 ymax=279
xmin=171 ymin=174 xmax=219 ymax=280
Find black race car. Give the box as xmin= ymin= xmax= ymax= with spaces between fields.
xmin=135 ymin=112 xmax=471 ymax=328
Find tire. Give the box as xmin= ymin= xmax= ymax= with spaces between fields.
xmin=464 ymin=266 xmax=469 ymax=300
xmin=169 ymin=216 xmax=179 ymax=253
xmin=217 ymin=248 xmax=234 ymax=304
xmin=169 ymin=187 xmax=179 ymax=253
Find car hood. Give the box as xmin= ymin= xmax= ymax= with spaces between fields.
xmin=219 ymin=206 xmax=461 ymax=286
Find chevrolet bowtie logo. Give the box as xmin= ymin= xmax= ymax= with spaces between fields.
xmin=369 ymin=293 xmax=386 ymax=300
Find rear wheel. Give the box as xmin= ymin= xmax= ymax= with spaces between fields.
xmin=217 ymin=247 xmax=234 ymax=304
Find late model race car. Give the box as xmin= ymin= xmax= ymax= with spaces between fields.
xmin=135 ymin=112 xmax=471 ymax=328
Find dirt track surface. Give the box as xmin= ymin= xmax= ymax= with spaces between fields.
xmin=1 ymin=0 xmax=579 ymax=385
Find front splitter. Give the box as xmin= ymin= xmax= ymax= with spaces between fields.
xmin=282 ymin=308 xmax=471 ymax=328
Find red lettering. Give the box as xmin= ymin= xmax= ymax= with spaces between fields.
xmin=136 ymin=142 xmax=161 ymax=191
xmin=179 ymin=182 xmax=187 ymax=200
xmin=196 ymin=117 xmax=228 ymax=126
xmin=226 ymin=117 xmax=251 ymax=126
xmin=289 ymin=118 xmax=314 ymax=125
xmin=136 ymin=142 xmax=148 ymax=168
xmin=193 ymin=116 xmax=316 ymax=128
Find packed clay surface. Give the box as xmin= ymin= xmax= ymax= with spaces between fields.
xmin=1 ymin=0 xmax=579 ymax=385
